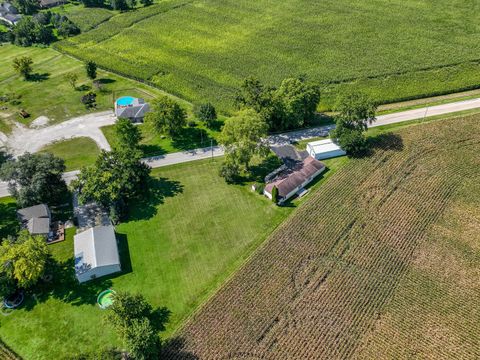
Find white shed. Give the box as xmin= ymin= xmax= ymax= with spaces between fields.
xmin=74 ymin=225 xmax=121 ymax=283
xmin=306 ymin=139 xmax=346 ymax=160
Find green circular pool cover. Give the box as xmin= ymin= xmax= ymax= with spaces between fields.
xmin=97 ymin=289 xmax=116 ymax=309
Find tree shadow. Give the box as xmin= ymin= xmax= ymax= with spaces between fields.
xmin=308 ymin=112 xmax=335 ymax=127
xmin=140 ymin=143 xmax=167 ymax=157
xmin=151 ymin=306 xmax=171 ymax=332
xmin=370 ymin=132 xmax=404 ymax=152
xmin=171 ymin=127 xmax=217 ymax=151
xmin=27 ymin=73 xmax=49 ymax=82
xmin=77 ymin=84 xmax=91 ymax=92
xmin=248 ymin=155 xmax=283 ymax=183
xmin=97 ymin=78 xmax=116 ymax=85
xmin=22 ymin=255 xmax=113 ymax=310
xmin=160 ymin=337 xmax=199 ymax=360
xmin=126 ymin=177 xmax=183 ymax=221
xmin=204 ymin=119 xmax=223 ymax=132
xmin=0 ymin=201 xmax=19 ymax=240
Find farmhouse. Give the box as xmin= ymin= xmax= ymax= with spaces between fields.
xmin=17 ymin=204 xmax=51 ymax=236
xmin=74 ymin=225 xmax=121 ymax=283
xmin=114 ymin=96 xmax=150 ymax=122
xmin=306 ymin=139 xmax=346 ymax=160
xmin=264 ymin=157 xmax=325 ymax=204
xmin=0 ymin=2 xmax=21 ymax=26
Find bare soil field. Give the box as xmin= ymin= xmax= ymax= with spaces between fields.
xmin=162 ymin=115 xmax=480 ymax=359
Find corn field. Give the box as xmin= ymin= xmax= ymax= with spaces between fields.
xmin=161 ymin=115 xmax=480 ymax=359
xmin=55 ymin=0 xmax=480 ymax=110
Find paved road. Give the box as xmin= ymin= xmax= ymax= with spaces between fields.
xmin=1 ymin=98 xmax=480 ymax=197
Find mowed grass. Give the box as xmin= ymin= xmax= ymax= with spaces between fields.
xmin=39 ymin=137 xmax=101 ymax=171
xmin=0 ymin=44 xmax=189 ymax=132
xmin=102 ymin=118 xmax=224 ymax=156
xmin=0 ymin=159 xmax=293 ymax=359
xmin=57 ymin=0 xmax=480 ymax=111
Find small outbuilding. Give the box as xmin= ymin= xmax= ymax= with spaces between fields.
xmin=114 ymin=96 xmax=150 ymax=123
xmin=74 ymin=225 xmax=121 ymax=283
xmin=17 ymin=204 xmax=51 ymax=236
xmin=306 ymin=139 xmax=346 ymax=160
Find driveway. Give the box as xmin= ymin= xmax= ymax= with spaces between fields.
xmin=2 ymin=111 xmax=116 ymax=155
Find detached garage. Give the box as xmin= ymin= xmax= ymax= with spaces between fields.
xmin=74 ymin=225 xmax=121 ymax=283
xmin=306 ymin=139 xmax=346 ymax=160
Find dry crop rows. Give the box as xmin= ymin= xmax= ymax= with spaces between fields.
xmin=162 ymin=115 xmax=480 ymax=359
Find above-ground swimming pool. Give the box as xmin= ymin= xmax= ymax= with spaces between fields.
xmin=97 ymin=289 xmax=116 ymax=309
xmin=116 ymin=96 xmax=135 ymax=107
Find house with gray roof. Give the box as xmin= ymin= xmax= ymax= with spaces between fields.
xmin=114 ymin=96 xmax=150 ymax=123
xmin=17 ymin=204 xmax=51 ymax=236
xmin=74 ymin=225 xmax=121 ymax=283
xmin=0 ymin=2 xmax=21 ymax=26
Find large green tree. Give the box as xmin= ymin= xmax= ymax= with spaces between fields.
xmin=114 ymin=118 xmax=142 ymax=150
xmin=235 ymin=76 xmax=320 ymax=132
xmin=73 ymin=148 xmax=150 ymax=219
xmin=12 ymin=0 xmax=38 ymax=15
xmin=275 ymin=77 xmax=320 ymax=129
xmin=12 ymin=56 xmax=33 ymax=80
xmin=330 ymin=92 xmax=377 ymax=156
xmin=0 ymin=152 xmax=67 ymax=208
xmin=219 ymin=109 xmax=269 ymax=172
xmin=0 ymin=230 xmax=49 ymax=292
xmin=334 ymin=92 xmax=377 ymax=132
xmin=85 ymin=61 xmax=97 ymax=80
xmin=145 ymin=96 xmax=187 ymax=137
xmin=105 ymin=292 xmax=168 ymax=359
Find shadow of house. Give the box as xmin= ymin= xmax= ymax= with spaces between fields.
xmin=115 ymin=232 xmax=132 ymax=275
xmin=23 ymin=255 xmax=113 ymax=310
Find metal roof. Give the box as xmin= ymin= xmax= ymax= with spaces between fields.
xmin=307 ymin=139 xmax=344 ymax=154
xmin=74 ymin=225 xmax=120 ymax=276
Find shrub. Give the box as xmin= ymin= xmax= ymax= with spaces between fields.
xmin=219 ymin=159 xmax=240 ymax=183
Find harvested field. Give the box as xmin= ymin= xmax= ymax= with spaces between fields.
xmin=162 ymin=115 xmax=480 ymax=359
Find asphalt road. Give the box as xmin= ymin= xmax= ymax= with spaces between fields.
xmin=1 ymin=98 xmax=479 ymax=197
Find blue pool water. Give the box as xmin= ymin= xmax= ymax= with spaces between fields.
xmin=116 ymin=96 xmax=135 ymax=106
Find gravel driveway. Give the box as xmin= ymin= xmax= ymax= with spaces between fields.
xmin=2 ymin=111 xmax=116 ymax=155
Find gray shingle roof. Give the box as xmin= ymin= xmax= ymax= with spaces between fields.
xmin=17 ymin=204 xmax=50 ymax=222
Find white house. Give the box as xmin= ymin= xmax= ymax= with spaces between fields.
xmin=306 ymin=139 xmax=346 ymax=160
xmin=74 ymin=225 xmax=121 ymax=283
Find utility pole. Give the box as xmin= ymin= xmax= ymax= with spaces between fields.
xmin=211 ymin=139 xmax=213 ymax=161
xmin=423 ymin=106 xmax=429 ymax=121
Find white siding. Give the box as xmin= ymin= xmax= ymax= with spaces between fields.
xmin=77 ymin=264 xmax=121 ymax=283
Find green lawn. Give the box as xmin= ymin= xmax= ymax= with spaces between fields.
xmin=0 ymin=44 xmax=190 ymax=133
xmin=0 ymin=197 xmax=18 ymax=241
xmin=56 ymin=0 xmax=480 ymax=111
xmin=102 ymin=117 xmax=224 ymax=156
xmin=0 ymin=159 xmax=296 ymax=359
xmin=39 ymin=137 xmax=101 ymax=171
